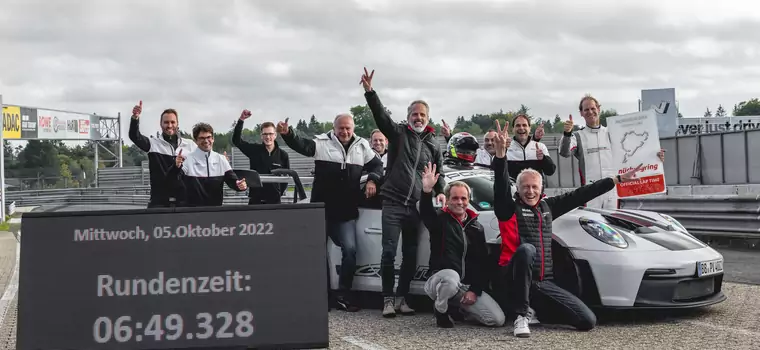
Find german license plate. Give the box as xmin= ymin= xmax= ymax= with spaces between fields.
xmin=697 ymin=258 xmax=724 ymax=277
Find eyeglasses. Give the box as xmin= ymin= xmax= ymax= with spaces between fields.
xmin=261 ymin=132 xmax=276 ymax=137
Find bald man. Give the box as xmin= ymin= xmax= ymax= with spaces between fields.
xmin=278 ymin=113 xmax=384 ymax=312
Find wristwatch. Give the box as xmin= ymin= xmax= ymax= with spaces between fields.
xmin=616 ymin=175 xmax=622 ymax=183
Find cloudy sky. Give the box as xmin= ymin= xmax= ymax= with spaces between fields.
xmin=1 ymin=0 xmax=759 ymax=141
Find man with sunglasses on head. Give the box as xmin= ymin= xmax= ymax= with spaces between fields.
xmin=232 ymin=109 xmax=291 ymax=205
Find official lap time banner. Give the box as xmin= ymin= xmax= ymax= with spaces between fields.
xmin=607 ymin=109 xmax=667 ymax=198
xmin=17 ymin=204 xmax=329 ymax=350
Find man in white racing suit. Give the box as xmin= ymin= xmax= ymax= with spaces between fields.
xmin=559 ymin=95 xmax=664 ymax=209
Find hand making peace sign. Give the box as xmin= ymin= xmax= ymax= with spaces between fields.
xmin=494 ymin=120 xmax=510 ymax=158
xmin=360 ymin=67 xmax=374 ymax=92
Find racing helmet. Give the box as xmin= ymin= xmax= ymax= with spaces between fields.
xmin=446 ymin=132 xmax=479 ymax=163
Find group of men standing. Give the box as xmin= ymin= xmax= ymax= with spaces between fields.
xmin=128 ymin=67 xmax=666 ymax=338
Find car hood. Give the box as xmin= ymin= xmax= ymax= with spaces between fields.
xmin=556 ymin=206 xmax=709 ymax=252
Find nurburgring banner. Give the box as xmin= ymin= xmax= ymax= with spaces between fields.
xmin=607 ymin=109 xmax=667 ymax=198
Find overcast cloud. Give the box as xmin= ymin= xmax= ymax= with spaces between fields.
xmin=1 ymin=0 xmax=759 ymax=141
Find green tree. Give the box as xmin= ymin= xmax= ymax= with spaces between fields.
xmin=703 ymin=107 xmax=713 ymax=118
xmin=599 ymin=109 xmax=618 ymax=127
xmin=715 ymin=104 xmax=727 ymax=117
xmin=733 ymin=98 xmax=760 ymax=116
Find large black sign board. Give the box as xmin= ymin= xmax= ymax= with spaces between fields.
xmin=17 ymin=204 xmax=329 ymax=350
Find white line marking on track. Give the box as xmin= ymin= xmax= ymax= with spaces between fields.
xmin=0 ymin=232 xmax=19 ymax=328
xmin=341 ymin=336 xmax=389 ymax=350
xmin=684 ymin=320 xmax=760 ymax=338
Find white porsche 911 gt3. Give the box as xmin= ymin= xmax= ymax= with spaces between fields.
xmin=311 ymin=165 xmax=726 ymax=309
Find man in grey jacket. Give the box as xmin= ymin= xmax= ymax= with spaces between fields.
xmin=361 ymin=68 xmax=447 ymax=318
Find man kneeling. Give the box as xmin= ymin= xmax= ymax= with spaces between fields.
xmin=490 ymin=120 xmax=641 ymax=337
xmin=419 ymin=162 xmax=506 ymax=328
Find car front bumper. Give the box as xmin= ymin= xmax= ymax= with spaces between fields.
xmin=572 ymin=247 xmax=727 ymax=308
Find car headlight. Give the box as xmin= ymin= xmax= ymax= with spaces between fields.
xmin=659 ymin=213 xmax=687 ymax=233
xmin=579 ymin=217 xmax=628 ymax=248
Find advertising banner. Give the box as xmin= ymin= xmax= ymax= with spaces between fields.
xmin=676 ymin=116 xmax=760 ymax=136
xmin=641 ymin=88 xmax=678 ymax=138
xmin=20 ymin=107 xmax=38 ymax=139
xmin=17 ymin=204 xmax=329 ymax=350
xmin=2 ymin=105 xmax=21 ymax=139
xmin=607 ymin=109 xmax=667 ymax=198
xmin=36 ymin=108 xmax=97 ymax=140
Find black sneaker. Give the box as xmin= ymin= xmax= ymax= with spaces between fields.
xmin=434 ymin=310 xmax=454 ymax=328
xmin=335 ymin=294 xmax=360 ymax=312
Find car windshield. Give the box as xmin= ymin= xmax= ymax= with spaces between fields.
xmin=458 ymin=176 xmax=496 ymax=211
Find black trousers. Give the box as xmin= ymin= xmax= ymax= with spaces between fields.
xmin=495 ymin=243 xmax=596 ymax=331
xmin=248 ymin=187 xmax=282 ymax=205
xmin=380 ymin=200 xmax=420 ymax=297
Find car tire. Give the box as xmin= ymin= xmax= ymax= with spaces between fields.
xmin=552 ymin=240 xmax=583 ymax=297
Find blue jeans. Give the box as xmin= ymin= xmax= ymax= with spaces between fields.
xmin=327 ymin=219 xmax=358 ymax=292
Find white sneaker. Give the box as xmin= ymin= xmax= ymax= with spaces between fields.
xmin=395 ymin=296 xmax=415 ymax=315
xmin=527 ymin=307 xmax=540 ymax=325
xmin=513 ymin=315 xmax=531 ymax=338
xmin=382 ymin=297 xmax=396 ymax=318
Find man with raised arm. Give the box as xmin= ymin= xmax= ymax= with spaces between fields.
xmin=360 ymin=68 xmax=447 ymax=318
xmin=277 ymin=114 xmax=383 ymax=312
xmin=559 ymin=95 xmax=664 ymax=208
xmin=506 ymin=115 xmax=556 ymax=182
xmin=231 ymin=109 xmax=290 ymax=205
xmin=491 ymin=120 xmax=642 ymax=338
xmin=128 ymin=101 xmax=196 ymax=208
xmin=442 ymin=119 xmax=545 ymax=168
xmin=419 ymin=162 xmax=506 ymax=329
xmin=167 ymin=122 xmax=247 ymax=207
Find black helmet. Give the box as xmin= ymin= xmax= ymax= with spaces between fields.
xmin=445 ymin=132 xmax=479 ymax=163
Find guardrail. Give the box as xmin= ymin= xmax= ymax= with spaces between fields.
xmin=619 ymin=195 xmax=760 ymax=239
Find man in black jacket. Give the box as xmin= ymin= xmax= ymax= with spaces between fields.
xmin=360 ymin=68 xmax=447 ymax=318
xmin=419 ymin=162 xmax=506 ymax=329
xmin=128 ymin=101 xmax=196 ymax=208
xmin=278 ymin=113 xmax=383 ymax=312
xmin=490 ymin=120 xmax=642 ymax=338
xmin=232 ymin=109 xmax=290 ymax=205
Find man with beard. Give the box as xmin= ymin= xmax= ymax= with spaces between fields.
xmin=370 ymin=129 xmax=389 ymax=171
xmin=278 ymin=114 xmax=383 ymax=312
xmin=560 ymin=95 xmax=664 ymax=209
xmin=231 ymin=109 xmax=290 ymax=205
xmin=506 ymin=114 xmax=555 ymax=182
xmin=361 ymin=68 xmax=447 ymax=318
xmin=128 ymin=101 xmax=196 ymax=208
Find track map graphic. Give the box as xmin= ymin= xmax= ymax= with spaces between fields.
xmin=620 ymin=130 xmax=649 ymax=163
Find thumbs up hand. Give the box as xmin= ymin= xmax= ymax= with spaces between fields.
xmin=132 ymin=100 xmax=142 ymax=119
xmin=564 ymin=114 xmax=574 ymax=133
xmin=176 ymin=149 xmax=185 ymax=168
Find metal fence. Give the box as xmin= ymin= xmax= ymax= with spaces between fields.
xmin=91 ymin=128 xmax=760 ymax=190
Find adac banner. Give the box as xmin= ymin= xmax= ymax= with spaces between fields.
xmin=2 ymin=105 xmax=38 ymax=139
xmin=37 ymin=109 xmax=100 ymax=140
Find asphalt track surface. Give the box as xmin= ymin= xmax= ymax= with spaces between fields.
xmin=1 ymin=204 xmax=759 ymax=350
